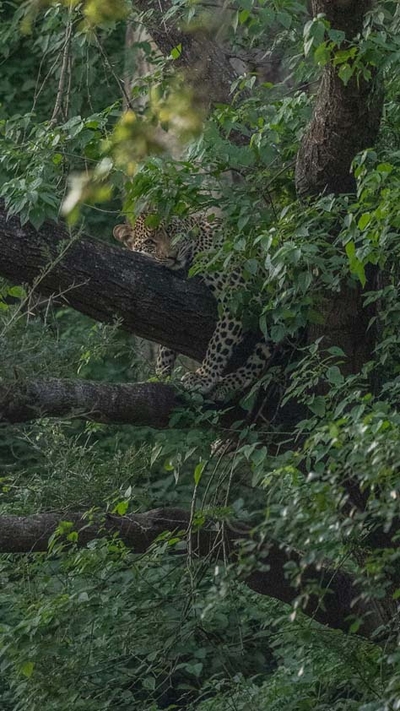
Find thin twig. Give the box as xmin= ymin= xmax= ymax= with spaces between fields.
xmin=64 ymin=51 xmax=72 ymax=120
xmin=49 ymin=19 xmax=73 ymax=127
xmin=94 ymin=33 xmax=134 ymax=111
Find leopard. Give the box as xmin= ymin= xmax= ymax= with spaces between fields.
xmin=113 ymin=213 xmax=271 ymax=398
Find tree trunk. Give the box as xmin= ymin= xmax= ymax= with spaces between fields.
xmin=134 ymin=0 xmax=239 ymax=107
xmin=295 ymin=0 xmax=382 ymax=198
xmin=295 ymin=0 xmax=383 ymax=373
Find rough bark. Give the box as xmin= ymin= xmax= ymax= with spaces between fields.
xmin=134 ymin=1 xmax=239 ymax=107
xmin=0 ymin=506 xmax=393 ymax=640
xmin=294 ymin=0 xmax=382 ymax=373
xmin=0 ymin=204 xmax=216 ymax=362
xmin=295 ymin=0 xmax=382 ymax=198
xmin=290 ymin=0 xmax=397 ymax=629
xmin=0 ymin=379 xmax=178 ymax=427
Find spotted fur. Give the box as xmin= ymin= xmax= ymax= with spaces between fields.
xmin=113 ymin=214 xmax=270 ymax=396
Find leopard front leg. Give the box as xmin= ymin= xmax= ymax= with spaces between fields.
xmin=211 ymin=341 xmax=272 ymax=401
xmin=156 ymin=346 xmax=177 ymax=377
xmin=181 ymin=310 xmax=242 ymax=394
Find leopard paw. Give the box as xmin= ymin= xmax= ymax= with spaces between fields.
xmin=209 ymin=383 xmax=235 ymax=402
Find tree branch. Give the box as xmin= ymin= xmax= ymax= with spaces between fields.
xmin=49 ymin=17 xmax=73 ymax=126
xmin=0 ymin=203 xmax=216 ymax=362
xmin=0 ymin=506 xmax=393 ymax=640
xmin=0 ymin=379 xmax=179 ymax=426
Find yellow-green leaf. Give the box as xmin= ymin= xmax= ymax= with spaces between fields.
xmin=21 ymin=661 xmax=34 ymax=678
xmin=170 ymin=43 xmax=182 ymax=60
xmin=194 ymin=462 xmax=205 ymax=485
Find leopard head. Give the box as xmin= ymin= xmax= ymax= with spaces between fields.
xmin=113 ymin=214 xmax=191 ymax=270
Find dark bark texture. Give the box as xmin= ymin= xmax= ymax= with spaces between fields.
xmin=0 ymin=205 xmax=216 ymax=362
xmin=134 ymin=1 xmax=239 ymax=107
xmin=295 ymin=0 xmax=382 ymax=374
xmin=0 ymin=506 xmax=393 ymax=640
xmin=0 ymin=379 xmax=178 ymax=427
xmin=295 ymin=0 xmax=382 ymax=198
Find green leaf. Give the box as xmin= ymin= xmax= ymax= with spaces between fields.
xmin=308 ymin=396 xmax=326 ymax=417
xmin=78 ymin=591 xmax=89 ymax=602
xmin=308 ymin=309 xmax=325 ymax=325
xmin=345 ymin=241 xmax=356 ymax=260
xmin=326 ymin=366 xmax=344 ymax=386
xmin=304 ymin=36 xmax=314 ymax=57
xmin=345 ymin=241 xmax=366 ymax=286
xmin=259 ymin=313 xmax=268 ymax=338
xmin=377 ymin=162 xmax=393 ymax=174
xmin=358 ymin=212 xmax=371 ymax=230
xmin=194 ymin=461 xmax=205 ymax=485
xmin=8 ymin=285 xmax=26 ymax=298
xmin=52 ymin=153 xmax=63 ymax=165
xmin=167 ymin=537 xmax=181 ymax=546
xmin=314 ymin=42 xmax=330 ymax=66
xmin=271 ymin=324 xmax=286 ymax=342
xmin=238 ymin=215 xmax=249 ymax=231
xmin=114 ymin=500 xmax=129 ymax=515
xmin=354 ymin=261 xmax=366 ymax=287
xmin=244 ymin=258 xmax=258 ymax=275
xmin=277 ymin=10 xmax=291 ymax=29
xmin=327 ymin=346 xmax=346 ymax=357
xmin=21 ymin=661 xmax=34 ymax=678
xmin=338 ymin=63 xmax=353 ymax=86
xmin=184 ymin=662 xmax=204 ymax=677
xmin=349 ymin=618 xmax=362 ymax=634
xmin=29 ymin=208 xmax=45 ymax=231
xmin=328 ymin=29 xmax=345 ymax=44
xmin=170 ymin=43 xmax=182 ymax=60
xmin=144 ymin=214 xmax=161 ymax=228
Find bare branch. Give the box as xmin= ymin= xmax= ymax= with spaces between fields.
xmin=0 ymin=379 xmax=179 ymax=427
xmin=49 ymin=18 xmax=73 ymax=127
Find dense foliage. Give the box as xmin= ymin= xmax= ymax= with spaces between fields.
xmin=1 ymin=1 xmax=400 ymax=709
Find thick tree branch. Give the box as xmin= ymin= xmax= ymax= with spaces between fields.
xmin=0 ymin=204 xmax=216 ymax=362
xmin=0 ymin=379 xmax=179 ymax=426
xmin=0 ymin=506 xmax=393 ymax=640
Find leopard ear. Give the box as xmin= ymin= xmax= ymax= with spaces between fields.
xmin=113 ymin=224 xmax=132 ymax=242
